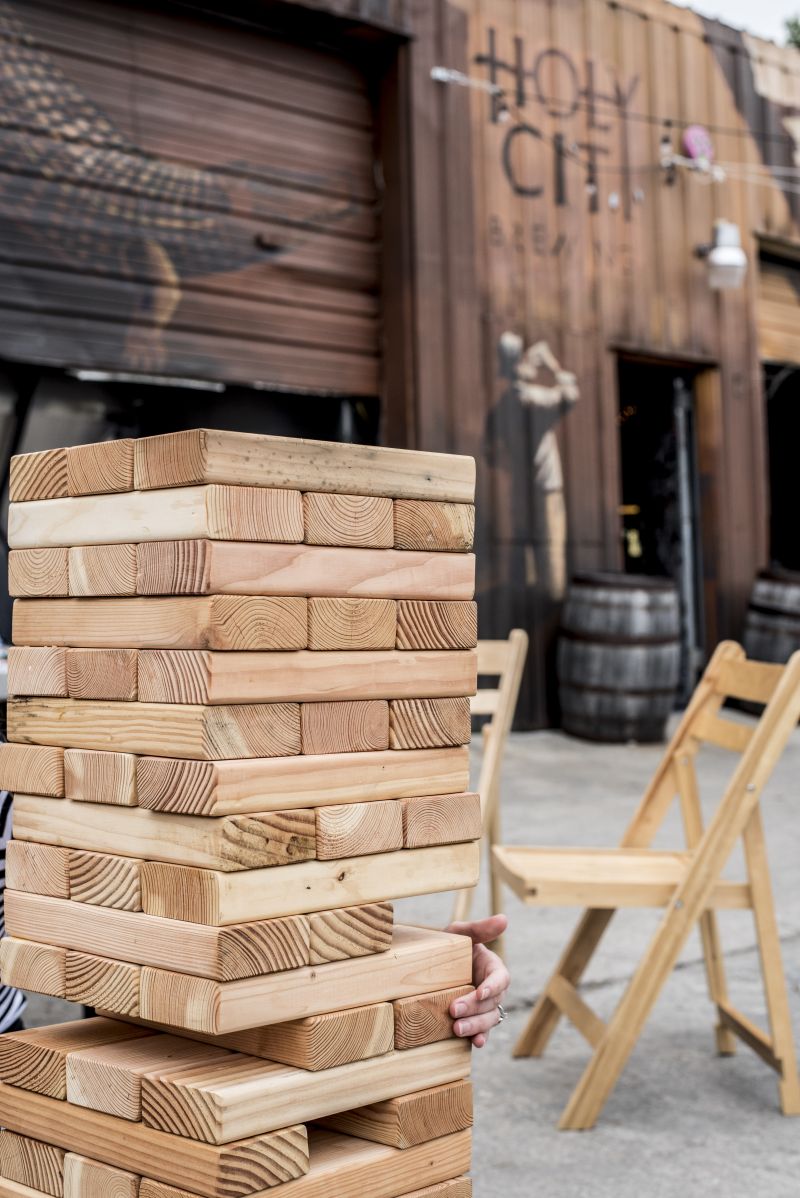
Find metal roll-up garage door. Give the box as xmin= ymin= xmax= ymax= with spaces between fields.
xmin=0 ymin=0 xmax=380 ymax=394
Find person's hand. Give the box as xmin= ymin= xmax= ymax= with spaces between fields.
xmin=444 ymin=915 xmax=510 ymax=1048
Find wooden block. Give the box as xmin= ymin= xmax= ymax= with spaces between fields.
xmin=0 ymin=1017 xmax=151 ymax=1100
xmin=6 ymin=893 xmax=312 ymax=982
xmin=392 ymin=987 xmax=473 ymax=1050
xmin=65 ymin=649 xmax=138 ymax=701
xmin=0 ymin=1130 xmax=64 ymax=1197
xmin=136 ymin=926 xmax=473 ymax=1035
xmin=0 ymin=1179 xmax=51 ymax=1198
xmin=318 ymin=1079 xmax=473 ymax=1148
xmin=14 ymin=795 xmax=316 ymax=872
xmin=9 ymin=448 xmax=68 ymax=502
xmin=0 ymin=745 xmax=63 ymax=797
xmin=10 ymin=486 xmax=303 ymax=549
xmin=0 ymin=940 xmax=65 ymax=998
xmin=389 ymin=698 xmax=471 ymax=750
xmin=14 ymin=597 xmax=307 ymax=651
xmin=396 ymin=602 xmax=477 ymax=651
xmin=68 ymin=850 xmax=142 ymax=911
xmin=303 ymin=493 xmax=393 ymax=548
xmin=66 ymin=439 xmax=134 ymax=496
xmin=7 ymin=648 xmax=67 ymax=698
xmin=300 ymin=702 xmax=389 ymax=755
xmin=398 ymin=1183 xmax=471 ymax=1198
xmin=136 ymin=541 xmax=476 ymax=601
xmin=0 ymin=1083 xmax=309 ymax=1198
xmin=67 ymin=1034 xmax=232 ymax=1122
xmin=63 ymin=1154 xmax=139 ymax=1198
xmin=65 ymin=952 xmax=141 ymax=1016
xmin=137 ymin=649 xmax=477 ymax=705
xmin=308 ymin=903 xmax=393 ymax=964
xmin=6 ymin=842 xmax=70 ymax=898
xmin=8 ymin=698 xmax=301 ymax=760
xmin=136 ymin=747 xmax=468 ymax=818
xmin=69 ymin=545 xmax=137 ymax=597
xmin=137 ymin=1129 xmax=471 ymax=1198
xmin=401 ymin=794 xmax=482 ymax=849
xmin=394 ymin=502 xmax=475 ymax=552
xmin=307 ymin=598 xmax=396 ymax=651
xmin=8 ymin=550 xmax=69 ymax=598
xmin=64 ymin=749 xmax=136 ymax=806
xmin=141 ymin=1040 xmax=470 ymax=1144
xmin=133 ymin=428 xmax=475 ymax=503
xmin=315 ymin=802 xmax=402 ymax=860
xmin=140 ymin=843 xmax=480 ymax=926
xmin=215 ymin=1004 xmax=394 ymax=1071
xmin=116 ymin=1003 xmax=396 ymax=1072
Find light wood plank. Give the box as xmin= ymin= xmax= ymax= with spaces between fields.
xmin=136 ymin=1129 xmax=471 ymax=1198
xmin=65 ymin=952 xmax=141 ymax=1016
xmin=141 ymin=1040 xmax=470 ymax=1144
xmin=136 ymin=541 xmax=475 ymax=601
xmin=67 ymin=1034 xmax=232 ymax=1122
xmin=137 ymin=649 xmax=477 ymax=705
xmin=0 ymin=1083 xmax=309 ymax=1198
xmin=0 ymin=939 xmax=65 ymax=998
xmin=133 ymin=429 xmax=475 ymax=503
xmin=15 ymin=597 xmax=307 ymax=651
xmin=14 ymin=795 xmax=316 ymax=872
xmin=393 ymin=501 xmax=475 ymax=552
xmin=63 ymin=1154 xmax=138 ymax=1198
xmin=693 ymin=711 xmax=754 ymax=752
xmin=140 ymin=843 xmax=480 ymax=925
xmin=64 ymin=749 xmax=136 ymax=806
xmin=0 ymin=1131 xmax=64 ymax=1197
xmin=308 ymin=903 xmax=393 ymax=964
xmin=68 ymin=545 xmax=137 ymax=597
xmin=714 ymin=658 xmax=784 ymax=706
xmin=136 ymin=926 xmax=473 ymax=1035
xmin=102 ymin=1003 xmax=396 ymax=1073
xmin=6 ymin=842 xmax=70 ymax=898
xmin=396 ymin=601 xmax=477 ymax=651
xmin=300 ymin=701 xmax=389 ymax=755
xmin=6 ymin=893 xmax=312 ymax=981
xmin=389 ymin=699 xmax=472 ymax=750
xmin=0 ymin=745 xmax=63 ymax=797
xmin=136 ymin=747 xmax=469 ymax=816
xmin=65 ymin=649 xmax=138 ymax=701
xmin=68 ymin=850 xmax=142 ymax=911
xmin=398 ymin=1183 xmax=471 ymax=1198
xmin=7 ymin=648 xmax=67 ymax=698
xmin=401 ymin=794 xmax=481 ymax=849
xmin=8 ymin=485 xmax=304 ymax=550
xmin=315 ymin=802 xmax=403 ymax=860
xmin=66 ymin=440 xmax=134 ymax=496
xmin=0 ymin=1178 xmax=50 ymax=1198
xmin=0 ymin=1018 xmax=150 ymax=1100
xmin=318 ymin=1079 xmax=473 ymax=1148
xmin=8 ymin=550 xmax=69 ymax=598
xmin=303 ymin=493 xmax=393 ymax=548
xmin=306 ymin=599 xmax=396 ymax=650
xmin=392 ymin=987 xmax=472 ymax=1050
xmin=9 ymin=449 xmax=68 ymax=503
xmin=8 ymin=698 xmax=302 ymax=760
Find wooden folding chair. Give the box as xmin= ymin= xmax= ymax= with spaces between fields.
xmin=494 ymin=641 xmax=800 ymax=1129
xmin=451 ymin=629 xmax=528 ymax=936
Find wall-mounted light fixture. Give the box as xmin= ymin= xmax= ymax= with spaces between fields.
xmin=430 ymin=66 xmax=511 ymax=122
xmin=695 ymin=220 xmax=748 ymax=291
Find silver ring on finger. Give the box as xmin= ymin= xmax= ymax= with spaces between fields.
xmin=497 ymin=1003 xmax=506 ymax=1023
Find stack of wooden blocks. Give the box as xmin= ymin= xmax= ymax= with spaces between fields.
xmin=0 ymin=429 xmax=480 ymax=1198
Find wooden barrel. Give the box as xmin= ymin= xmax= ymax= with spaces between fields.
xmin=743 ymin=569 xmax=800 ymax=666
xmin=557 ymin=573 xmax=681 ymax=743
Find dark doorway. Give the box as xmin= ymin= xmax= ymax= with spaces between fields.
xmin=617 ymin=358 xmax=705 ymax=698
xmin=765 ymin=363 xmax=800 ymax=572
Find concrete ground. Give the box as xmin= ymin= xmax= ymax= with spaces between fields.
xmin=25 ymin=714 xmax=800 ymax=1197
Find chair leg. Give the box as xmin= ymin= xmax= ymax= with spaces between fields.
xmin=450 ymin=884 xmax=475 ymax=925
xmin=742 ymin=807 xmax=800 ymax=1115
xmin=487 ymin=801 xmax=505 ymax=958
xmin=513 ymin=909 xmax=615 ymax=1058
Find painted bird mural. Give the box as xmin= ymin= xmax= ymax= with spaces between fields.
xmin=0 ymin=0 xmax=354 ymax=371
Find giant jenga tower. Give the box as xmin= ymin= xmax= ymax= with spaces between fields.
xmin=0 ymin=430 xmax=479 ymax=1198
